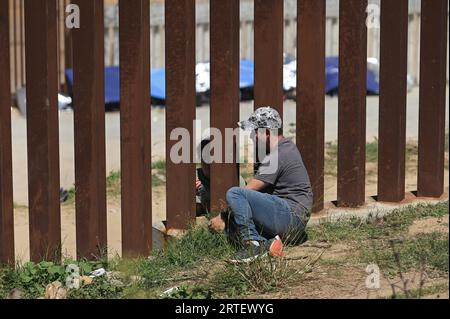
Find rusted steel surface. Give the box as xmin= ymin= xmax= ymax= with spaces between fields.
xmin=296 ymin=0 xmax=326 ymax=213
xmin=254 ymin=0 xmax=283 ymax=115
xmin=0 ymin=0 xmax=14 ymax=265
xmin=64 ymin=0 xmax=72 ymax=70
xmin=12 ymin=0 xmax=17 ymax=89
xmin=417 ymin=0 xmax=448 ymax=198
xmin=19 ymin=0 xmax=24 ymax=87
xmin=56 ymin=0 xmax=60 ymax=90
xmin=165 ymin=0 xmax=196 ymax=229
xmin=210 ymin=0 xmax=240 ymax=213
xmin=119 ymin=0 xmax=152 ymax=257
xmin=24 ymin=0 xmax=61 ymax=261
xmin=72 ymin=0 xmax=107 ymax=259
xmin=337 ymin=0 xmax=367 ymax=207
xmin=377 ymin=0 xmax=408 ymax=202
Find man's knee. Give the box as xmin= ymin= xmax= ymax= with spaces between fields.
xmin=226 ymin=186 xmax=244 ymax=205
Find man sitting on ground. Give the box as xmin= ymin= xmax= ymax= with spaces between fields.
xmin=196 ymin=138 xmax=247 ymax=216
xmin=209 ymin=106 xmax=313 ymax=263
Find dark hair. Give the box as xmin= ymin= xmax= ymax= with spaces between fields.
xmin=257 ymin=127 xmax=283 ymax=136
xmin=198 ymin=138 xmax=211 ymax=163
xmin=200 ymin=138 xmax=211 ymax=152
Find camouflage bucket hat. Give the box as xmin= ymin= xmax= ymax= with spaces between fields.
xmin=238 ymin=106 xmax=282 ymax=131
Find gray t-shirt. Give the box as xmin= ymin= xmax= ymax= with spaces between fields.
xmin=254 ymin=138 xmax=313 ymax=216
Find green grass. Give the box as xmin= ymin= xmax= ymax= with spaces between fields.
xmin=62 ymin=162 xmax=167 ymax=204
xmin=382 ymin=283 xmax=449 ymax=299
xmin=125 ymin=224 xmax=309 ymax=299
xmin=0 ymin=257 xmax=113 ymax=299
xmin=161 ymin=284 xmax=213 ymax=299
xmin=366 ymin=141 xmax=379 ymax=163
xmin=66 ymin=276 xmax=124 ymax=299
xmin=308 ymin=202 xmax=449 ymax=283
xmin=206 ymin=267 xmax=251 ymax=298
xmin=137 ymin=226 xmax=234 ymax=290
xmin=61 ymin=186 xmax=76 ymax=205
xmin=308 ymin=202 xmax=449 ymax=243
xmin=150 ymin=160 xmax=166 ymax=187
xmin=324 ymin=142 xmax=338 ymax=177
xmin=240 ymin=163 xmax=254 ymax=181
xmin=63 ymin=170 xmax=121 ymax=204
xmin=3 ymin=202 xmax=448 ymax=299
xmin=362 ymin=232 xmax=449 ymax=278
xmin=106 ymin=170 xmax=121 ymax=187
xmin=324 ymin=140 xmax=421 ymax=177
xmin=210 ymin=254 xmax=309 ymax=297
xmin=151 ymin=160 xmax=166 ymax=171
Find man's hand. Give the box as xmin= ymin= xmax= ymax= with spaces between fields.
xmin=245 ymin=178 xmax=268 ymax=191
xmin=196 ymin=178 xmax=202 ymax=190
xmin=208 ymin=215 xmax=225 ymax=233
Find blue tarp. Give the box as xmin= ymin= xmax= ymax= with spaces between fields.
xmin=65 ymin=60 xmax=257 ymax=105
xmin=239 ymin=59 xmax=254 ymax=89
xmin=64 ymin=57 xmax=379 ymax=106
xmin=66 ymin=67 xmax=166 ymax=103
xmin=325 ymin=57 xmax=379 ymax=94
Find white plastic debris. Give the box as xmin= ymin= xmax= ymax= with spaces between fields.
xmin=15 ymin=87 xmax=73 ymax=116
xmin=160 ymin=286 xmax=179 ymax=298
xmin=89 ymin=268 xmax=107 ymax=278
xmin=196 ymin=62 xmax=210 ymax=93
xmin=283 ymin=60 xmax=297 ymax=91
xmin=58 ymin=94 xmax=73 ymax=110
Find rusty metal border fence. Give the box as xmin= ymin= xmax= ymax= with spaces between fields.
xmin=119 ymin=0 xmax=152 ymax=258
xmin=72 ymin=0 xmax=107 ymax=260
xmin=297 ymin=0 xmax=326 ymax=213
xmin=0 ymin=0 xmax=448 ymax=263
xmin=165 ymin=0 xmax=197 ymax=231
xmin=24 ymin=0 xmax=61 ymax=262
xmin=0 ymin=0 xmax=14 ymax=265
xmin=337 ymin=0 xmax=368 ymax=208
xmin=210 ymin=0 xmax=240 ymax=213
xmin=254 ymin=0 xmax=284 ymax=116
xmin=418 ymin=0 xmax=448 ymax=198
xmin=378 ymin=0 xmax=409 ymax=203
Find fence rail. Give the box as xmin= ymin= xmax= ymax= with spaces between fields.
xmin=0 ymin=0 xmax=448 ymax=264
xmin=72 ymin=0 xmax=107 ymax=260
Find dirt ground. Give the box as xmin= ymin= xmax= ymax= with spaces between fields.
xmin=247 ymin=215 xmax=449 ymax=299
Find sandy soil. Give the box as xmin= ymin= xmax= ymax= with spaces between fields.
xmin=408 ymin=215 xmax=449 ymax=238
xmin=248 ymin=216 xmax=449 ymax=299
xmin=13 ymin=190 xmax=168 ymax=261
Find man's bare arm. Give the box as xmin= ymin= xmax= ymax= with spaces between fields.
xmin=208 ymin=178 xmax=268 ymax=232
xmin=245 ymin=178 xmax=268 ymax=191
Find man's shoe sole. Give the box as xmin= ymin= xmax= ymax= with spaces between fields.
xmin=269 ymin=237 xmax=284 ymax=257
xmin=228 ymin=251 xmax=268 ymax=264
xmin=228 ymin=237 xmax=284 ymax=264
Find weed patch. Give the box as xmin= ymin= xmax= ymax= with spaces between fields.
xmin=0 ymin=257 xmax=111 ymax=299
xmin=308 ymin=202 xmax=449 ymax=243
xmin=362 ymin=232 xmax=449 ymax=278
xmin=138 ymin=226 xmax=234 ymax=290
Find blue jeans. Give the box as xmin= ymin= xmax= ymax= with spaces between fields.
xmin=225 ymin=187 xmax=308 ymax=244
